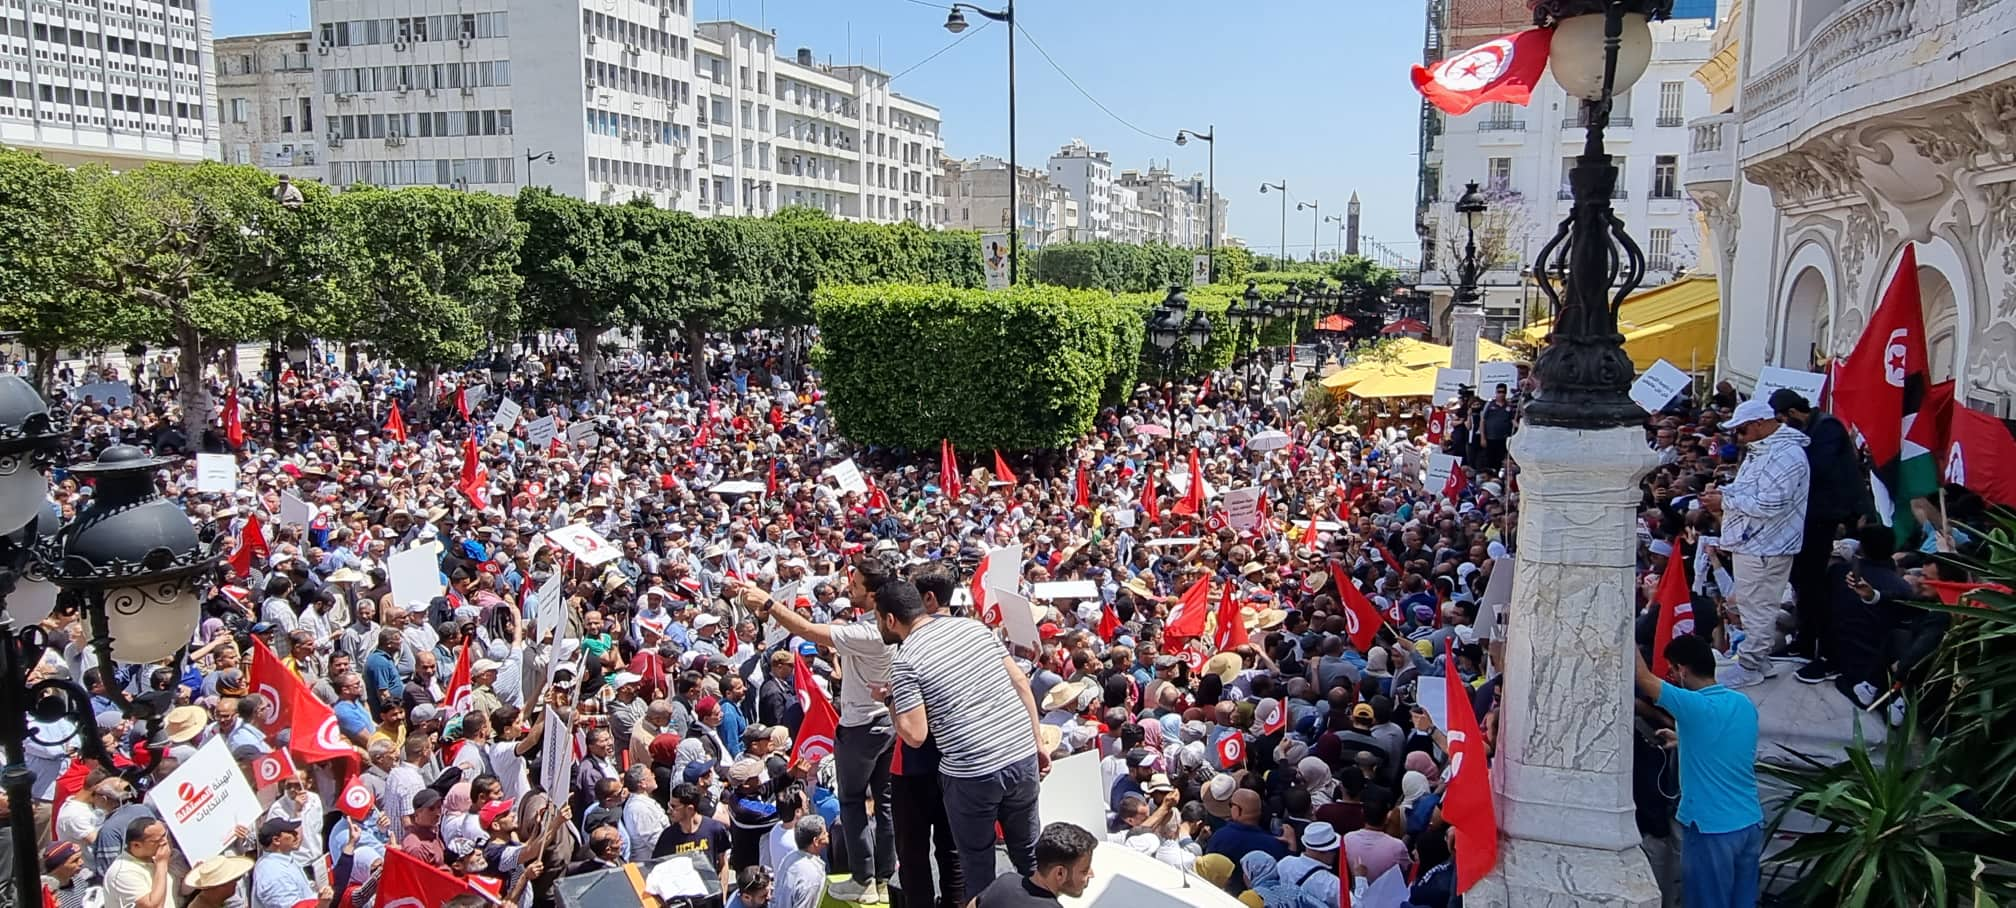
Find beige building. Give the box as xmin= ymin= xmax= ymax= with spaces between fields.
xmin=944 ymin=154 xmax=1075 ymax=245
xmin=215 ymin=32 xmax=323 ymax=182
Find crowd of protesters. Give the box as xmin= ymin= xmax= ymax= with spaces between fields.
xmin=4 ymin=327 xmax=1983 ymax=908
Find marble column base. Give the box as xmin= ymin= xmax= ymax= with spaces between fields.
xmin=1450 ymin=308 xmax=1485 ymax=376
xmin=1467 ymin=836 xmax=1663 ymax=908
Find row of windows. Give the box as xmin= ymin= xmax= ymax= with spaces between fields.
xmin=0 ymin=100 xmax=203 ymax=137
xmin=1473 ymin=153 xmax=1686 ymax=201
xmin=3 ymin=16 xmax=184 ymax=62
xmin=588 ymin=156 xmax=688 ymax=191
xmin=584 ymin=107 xmax=685 ymax=147
xmin=330 ymin=157 xmax=516 ymax=188
xmin=0 ymin=77 xmax=188 ymax=116
xmin=318 ymin=13 xmax=505 ymax=48
xmin=582 ymin=9 xmax=687 ymax=60
xmin=585 ymin=59 xmax=686 ymax=105
xmin=324 ymin=60 xmax=510 ymax=95
xmin=330 ymin=109 xmax=513 ymax=141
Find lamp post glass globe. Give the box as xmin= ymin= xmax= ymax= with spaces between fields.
xmin=1550 ymin=12 xmax=1653 ymax=100
xmin=943 ymin=8 xmax=969 ymax=32
xmin=1184 ymin=311 xmax=1213 ymax=351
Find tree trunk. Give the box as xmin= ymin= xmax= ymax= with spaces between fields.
xmin=413 ymin=363 xmax=438 ymax=420
xmin=685 ymin=321 xmax=711 ymax=394
xmin=576 ymin=320 xmax=607 ymax=393
xmin=175 ymin=328 xmax=210 ymax=444
xmin=29 ymin=346 xmax=57 ymax=395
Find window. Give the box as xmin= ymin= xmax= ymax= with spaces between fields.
xmin=1652 ymin=155 xmax=1679 ymax=199
xmin=1487 ymin=157 xmax=1512 ymax=190
xmin=1648 ymin=228 xmax=1674 ymax=271
xmin=1658 ymin=81 xmax=1684 ymax=126
xmin=1611 ymin=156 xmax=1628 ymax=197
xmin=228 ymin=96 xmax=247 ymax=122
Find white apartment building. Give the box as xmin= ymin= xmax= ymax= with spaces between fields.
xmin=215 ymin=31 xmax=321 ymax=182
xmin=1415 ymin=4 xmax=1717 ymax=339
xmin=1702 ymin=0 xmax=2016 ymax=412
xmin=1119 ymin=164 xmax=1209 ymax=247
xmin=944 ymin=154 xmax=1074 ymax=245
xmin=0 ymin=0 xmax=218 ymax=167
xmin=1172 ymin=174 xmax=1230 ymax=250
xmin=1048 ymin=139 xmax=1114 ymax=240
xmin=301 ymin=2 xmax=940 ymax=222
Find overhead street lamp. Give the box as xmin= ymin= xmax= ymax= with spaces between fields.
xmin=1296 ymin=200 xmax=1320 ymax=263
xmin=1450 ymin=180 xmax=1489 ymax=374
xmin=1175 ymin=127 xmax=1215 ymax=278
xmin=525 ymin=150 xmax=556 ymax=189
xmin=945 ymin=2 xmax=1019 ymax=285
xmin=1324 ymin=213 xmax=1348 ymax=260
xmin=0 ymin=377 xmax=224 ymax=908
xmin=1259 ymin=180 xmax=1287 ymax=265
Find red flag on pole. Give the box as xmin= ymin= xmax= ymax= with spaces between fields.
xmin=1921 ymin=578 xmax=2014 ymax=607
xmin=1443 ymin=464 xmax=1470 ymax=502
xmin=1074 ymin=462 xmax=1092 ymax=509
xmin=444 ymin=639 xmax=474 ymax=716
xmin=993 ymin=450 xmax=1017 ymax=486
xmin=1944 ymin=402 xmax=2016 ymax=508
xmin=1425 ymin=408 xmax=1446 ymax=446
xmin=1410 ymin=28 xmax=1555 ymax=115
xmin=1163 ymin=578 xmax=1212 ymax=643
xmin=227 ymin=513 xmax=269 ymax=579
xmin=378 ymin=848 xmax=476 ymax=908
xmin=337 ymin=775 xmax=375 ymax=821
xmin=1650 ymin=541 xmax=1695 ymax=677
xmin=940 ymin=439 xmax=963 ymax=500
xmin=383 ymin=402 xmax=407 ymax=443
xmin=1442 ymin=648 xmax=1501 ymax=892
xmin=222 ymin=390 xmax=245 ymax=449
xmin=969 ymin=551 xmax=999 ymax=626
xmin=453 ymin=386 xmax=470 ymax=419
xmin=790 ymin=655 xmax=839 ymax=765
xmin=1173 ymin=449 xmax=1204 ymax=516
xmin=1140 ymin=471 xmax=1160 ymax=527
xmin=247 ymin=637 xmax=297 ymax=737
xmin=249 ymin=749 xmax=297 ymax=790
xmin=1303 ymin=515 xmax=1323 ymax=554
xmin=1096 ymin=604 xmax=1121 ymax=643
xmin=1212 ymin=580 xmax=1248 ymax=653
xmin=1329 ymin=562 xmax=1385 ymax=652
xmin=766 ymin=459 xmax=780 ymax=497
xmin=458 ymin=437 xmax=489 ymax=509
xmin=1215 ymin=733 xmax=1244 ymax=769
xmin=287 ymin=675 xmax=354 ymax=764
xmin=1195 ymin=374 xmax=1213 ymax=406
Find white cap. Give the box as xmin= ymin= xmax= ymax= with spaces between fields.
xmin=1724 ymin=398 xmax=1778 ymax=430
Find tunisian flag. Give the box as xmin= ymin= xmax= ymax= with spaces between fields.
xmin=226 ymin=513 xmax=270 ymax=579
xmin=1074 ymin=462 xmax=1092 ymax=509
xmin=383 ymin=402 xmax=407 ymax=443
xmin=379 ymin=848 xmax=476 ymax=908
xmin=1163 ymin=578 xmax=1213 ymax=643
xmin=1212 ymin=580 xmax=1248 ymax=653
xmin=939 ymin=439 xmax=963 ymax=500
xmin=1140 ymin=471 xmax=1161 ymax=527
xmin=790 ymin=654 xmax=839 ymax=765
xmin=1945 ymin=403 xmax=2016 ymax=508
xmin=1835 ymin=245 xmax=1937 ymax=542
xmin=457 ymin=437 xmax=489 ymax=509
xmin=1650 ymin=540 xmax=1695 ymax=676
xmin=337 ymin=774 xmax=375 ymax=821
xmin=1329 ymin=562 xmax=1385 ymax=652
xmin=1426 ymin=408 xmax=1447 ymax=446
xmin=1411 ymin=28 xmax=1555 ymax=115
xmin=1173 ymin=449 xmax=1204 ymax=516
xmin=993 ymin=450 xmax=1018 ymax=486
xmin=1442 ymin=648 xmax=1500 ymax=892
xmin=221 ymin=390 xmax=245 ymax=449
xmin=443 ymin=638 xmax=475 ymax=716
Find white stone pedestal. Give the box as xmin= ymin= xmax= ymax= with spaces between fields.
xmin=1471 ymin=424 xmax=1662 ymax=908
xmin=1451 ymin=308 xmax=1485 ymax=377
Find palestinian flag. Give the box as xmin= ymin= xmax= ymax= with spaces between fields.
xmin=1835 ymin=245 xmax=1938 ymax=544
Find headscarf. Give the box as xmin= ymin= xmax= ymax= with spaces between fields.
xmin=1297 ymin=756 xmax=1338 ymax=807
xmin=1158 ymin=713 xmax=1182 ymax=744
xmin=1401 ymin=770 xmax=1430 ymax=809
xmin=1406 ymin=750 xmax=1441 ymax=784
xmin=1195 ymin=853 xmax=1236 ymax=889
xmin=1275 ymin=739 xmax=1309 ymax=769
xmin=1248 ymin=698 xmax=1281 ymax=737
xmin=649 ymin=733 xmax=682 ymax=766
xmin=1240 ymin=851 xmax=1304 ymax=908
xmin=443 ymin=781 xmax=472 ymax=815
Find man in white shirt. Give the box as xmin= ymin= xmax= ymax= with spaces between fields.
xmin=773 ymin=816 xmax=829 ymax=908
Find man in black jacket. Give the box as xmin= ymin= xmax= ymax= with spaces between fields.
xmin=1770 ymin=390 xmax=1872 ymax=682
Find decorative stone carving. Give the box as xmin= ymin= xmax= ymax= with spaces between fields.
xmin=1841 ymin=205 xmax=1881 ymax=304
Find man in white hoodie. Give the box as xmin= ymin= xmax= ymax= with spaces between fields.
xmin=1706 ymin=398 xmax=1811 ymax=689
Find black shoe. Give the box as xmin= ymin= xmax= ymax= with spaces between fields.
xmin=1795 ymin=660 xmax=1839 ymax=684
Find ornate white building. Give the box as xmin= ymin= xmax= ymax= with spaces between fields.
xmin=1701 ymin=0 xmax=2016 ymax=413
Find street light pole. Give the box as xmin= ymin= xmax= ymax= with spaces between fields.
xmin=1176 ymin=127 xmax=1215 ymax=279
xmin=524 ymin=150 xmax=556 ymax=189
xmin=946 ymin=3 xmax=1018 ymax=283
xmin=1324 ymin=214 xmax=1346 ymax=260
xmin=1259 ymin=180 xmax=1287 ymax=265
xmin=1450 ymin=181 xmax=1488 ymax=376
xmin=1297 ymin=200 xmax=1320 ymax=263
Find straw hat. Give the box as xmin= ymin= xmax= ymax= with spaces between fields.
xmin=1040 ymin=678 xmax=1091 ymax=713
xmin=325 ymin=567 xmax=366 ymax=585
xmin=163 ymin=706 xmax=208 ymax=744
xmin=1201 ymin=652 xmax=1243 ymax=683
xmin=184 ymin=855 xmax=254 ymax=890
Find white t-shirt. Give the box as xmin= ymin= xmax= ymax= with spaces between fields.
xmin=826 ymin=620 xmax=891 ymax=727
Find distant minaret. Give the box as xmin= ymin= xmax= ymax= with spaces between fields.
xmin=1345 ymin=192 xmax=1362 ymax=256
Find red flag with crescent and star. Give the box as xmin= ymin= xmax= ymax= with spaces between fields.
xmin=1411 ymin=28 xmax=1555 ymax=115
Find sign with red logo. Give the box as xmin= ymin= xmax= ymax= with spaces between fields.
xmin=144 ymin=737 xmax=261 ymax=859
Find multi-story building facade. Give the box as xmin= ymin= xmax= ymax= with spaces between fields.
xmin=1119 ymin=164 xmax=1208 ymax=247
xmin=0 ymin=0 xmax=218 ymax=167
xmin=944 ymin=154 xmax=1075 ymax=245
xmin=1048 ymin=139 xmax=1114 ymax=240
xmin=1702 ymin=0 xmax=2016 ymax=412
xmin=1413 ymin=0 xmax=1718 ymax=340
xmin=299 ymin=2 xmax=940 ymax=222
xmin=215 ymin=31 xmax=321 ymax=182
xmin=1172 ymin=173 xmax=1230 ymax=249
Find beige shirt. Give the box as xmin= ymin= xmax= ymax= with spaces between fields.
xmin=103 ymin=855 xmax=172 ymax=908
xmin=827 ymin=620 xmax=892 ymax=727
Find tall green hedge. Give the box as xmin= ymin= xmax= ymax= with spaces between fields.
xmin=813 ymin=284 xmax=1151 ymax=450
xmin=1025 ymin=241 xmax=1194 ymax=292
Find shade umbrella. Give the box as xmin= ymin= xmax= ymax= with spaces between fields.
xmin=1246 ymin=430 xmax=1292 ymax=452
xmin=1132 ymin=424 xmax=1172 ymax=438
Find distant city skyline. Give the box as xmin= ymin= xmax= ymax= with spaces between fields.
xmin=211 ymin=0 xmax=1428 ymax=264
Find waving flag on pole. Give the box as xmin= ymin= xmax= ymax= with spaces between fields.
xmin=1442 ymin=649 xmax=1501 ymax=892
xmin=1074 ymin=462 xmax=1092 ymax=509
xmin=1835 ymin=245 xmax=1937 ymax=544
xmin=939 ymin=439 xmax=963 ymax=500
xmin=457 ymin=437 xmax=489 ymax=509
xmin=1173 ymin=449 xmax=1204 ymax=516
xmin=383 ymin=402 xmax=407 ymax=443
xmin=443 ymin=639 xmax=474 ymax=716
xmin=1411 ymin=28 xmax=1555 ymax=115
xmin=790 ymin=655 xmax=839 ymax=765
xmin=1212 ymin=580 xmax=1248 ymax=652
xmin=1329 ymin=562 xmax=1385 ymax=652
xmin=1140 ymin=471 xmax=1160 ymax=527
xmin=227 ymin=513 xmax=269 ymax=579
xmin=1650 ymin=540 xmax=1695 ymax=676
xmin=993 ymin=450 xmax=1017 ymax=486
xmin=222 ymin=390 xmax=245 ymax=449
xmin=1163 ymin=578 xmax=1212 ymax=643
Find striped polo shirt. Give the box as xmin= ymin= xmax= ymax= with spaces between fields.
xmin=886 ymin=615 xmax=1035 ymax=778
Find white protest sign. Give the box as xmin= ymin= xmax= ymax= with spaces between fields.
xmin=981 ymin=232 xmax=1011 ymax=290
xmin=1414 ymin=681 xmax=1450 ymax=733
xmin=1629 ymin=359 xmax=1691 ymax=414
xmin=1030 ymin=580 xmax=1099 ymax=601
xmin=1754 ymin=366 xmax=1826 ymax=407
xmin=71 ymin=381 xmax=135 ymax=408
xmin=491 ymin=397 xmax=523 ymax=431
xmin=534 ymin=573 xmax=566 ymax=640
xmin=1477 ymin=362 xmax=1521 ymax=394
xmin=1425 ymin=452 xmax=1461 ymax=490
xmin=388 ymin=546 xmax=442 ymax=609
xmin=279 ymin=492 xmax=312 ymax=527
xmin=823 ymin=459 xmax=869 ymax=496
xmin=195 ymin=453 xmax=237 ymax=493
xmin=1223 ymin=486 xmax=1265 ymax=530
xmin=547 ymin=523 xmax=621 ymax=567
xmin=1191 ymin=254 xmax=1212 ymax=287
xmin=983 ymin=544 xmax=1021 ymax=599
xmin=1108 ymin=506 xmax=1137 ymax=529
xmin=990 ymin=584 xmax=1042 ymax=650
xmin=566 ymin=420 xmax=600 ymax=448
xmin=764 ymin=580 xmax=801 ymax=647
xmin=524 ymin=415 xmax=558 ymax=450
xmin=145 ymin=736 xmax=262 ymax=859
xmin=539 ymin=705 xmax=575 ymax=799
xmin=1433 ymin=368 xmax=1472 ymax=402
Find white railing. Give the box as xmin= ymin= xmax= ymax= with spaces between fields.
xmin=1806 ymin=0 xmax=1917 ymax=81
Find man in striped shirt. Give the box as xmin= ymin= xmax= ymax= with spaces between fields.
xmin=876 ymin=580 xmax=1048 ymax=888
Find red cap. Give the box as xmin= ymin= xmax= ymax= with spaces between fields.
xmin=1038 ymin=622 xmax=1061 ymax=641
xmin=478 ymin=799 xmax=516 ymax=827
xmin=695 ymin=696 xmax=720 ymax=717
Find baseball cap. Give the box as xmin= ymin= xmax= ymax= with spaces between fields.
xmin=740 ymin=724 xmax=773 ymax=744
xmin=411 ymin=789 xmax=444 ymax=810
xmin=1144 ymin=773 xmax=1175 ymax=795
xmin=478 ymin=798 xmax=517 ymax=827
xmin=682 ymin=762 xmax=715 ymax=783
xmin=727 ymin=758 xmax=765 ymax=784
xmin=612 ymin=671 xmax=644 ymax=688
xmin=1351 ymin=703 xmax=1376 ymax=721
xmin=1724 ymin=398 xmax=1778 ymax=430
xmin=256 ymin=817 xmax=301 ymax=844
xmin=471 ymin=659 xmax=502 ymax=675
xmin=1125 ymin=748 xmax=1156 ymax=768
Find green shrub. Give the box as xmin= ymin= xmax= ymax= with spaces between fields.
xmin=812 ymin=284 xmax=1151 ymax=450
xmin=1026 ymin=241 xmax=1193 ymax=292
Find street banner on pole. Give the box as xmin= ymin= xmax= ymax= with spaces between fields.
xmin=982 ymin=233 xmax=1012 ymax=290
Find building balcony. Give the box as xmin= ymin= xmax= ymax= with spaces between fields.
xmin=1683 ymin=112 xmax=1735 ymax=193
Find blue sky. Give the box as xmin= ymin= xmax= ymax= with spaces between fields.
xmin=214 ymin=0 xmax=1428 ymax=264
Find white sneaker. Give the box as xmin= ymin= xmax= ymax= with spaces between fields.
xmin=1720 ymin=665 xmax=1767 ymax=689
xmin=1761 ymin=659 xmax=1784 ymax=679
xmin=1852 ymin=681 xmax=1882 ymax=709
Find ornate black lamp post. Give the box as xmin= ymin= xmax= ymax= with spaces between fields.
xmin=1228 ymin=279 xmax=1270 ymax=394
xmin=1450 ymin=180 xmax=1489 ymax=372
xmin=0 ymin=376 xmax=222 ymax=908
xmin=1526 ymin=0 xmax=1671 ymax=428
xmin=1146 ymin=285 xmax=1213 ymax=436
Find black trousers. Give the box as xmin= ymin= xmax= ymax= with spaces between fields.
xmin=1790 ymin=515 xmax=1844 ymax=659
xmin=891 ymin=769 xmax=964 ymax=908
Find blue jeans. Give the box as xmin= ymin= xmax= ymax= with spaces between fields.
xmin=1681 ymin=822 xmax=1762 ymax=908
xmin=939 ymin=755 xmax=1041 ymax=888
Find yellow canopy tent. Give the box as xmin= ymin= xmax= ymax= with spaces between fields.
xmin=1520 ymin=276 xmax=1720 ymax=371
xmin=1320 ymin=338 xmax=1524 ymax=398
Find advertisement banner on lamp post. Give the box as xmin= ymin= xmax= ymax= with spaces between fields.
xmin=1192 ymin=254 xmax=1211 ymax=287
xmin=982 ymin=233 xmax=1012 ymax=290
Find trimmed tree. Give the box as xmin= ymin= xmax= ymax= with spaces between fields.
xmin=0 ymin=148 xmax=125 ymax=391
xmin=516 ymin=189 xmax=675 ymax=391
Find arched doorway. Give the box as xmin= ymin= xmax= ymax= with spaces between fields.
xmin=1782 ymin=267 xmax=1829 ymax=369
xmin=1920 ymin=266 xmax=1959 ymax=383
